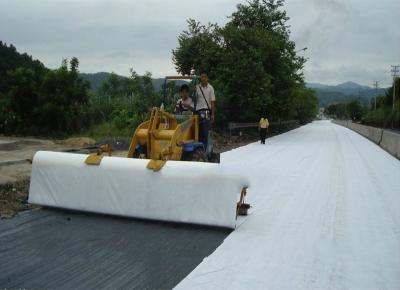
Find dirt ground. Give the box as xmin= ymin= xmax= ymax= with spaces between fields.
xmin=0 ymin=136 xmax=97 ymax=183
xmin=213 ymin=131 xmax=258 ymax=152
xmin=0 ymin=178 xmax=36 ymax=218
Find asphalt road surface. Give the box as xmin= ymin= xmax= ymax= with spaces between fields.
xmin=0 ymin=209 xmax=230 ymax=289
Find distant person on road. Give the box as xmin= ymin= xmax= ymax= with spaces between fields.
xmin=175 ymin=84 xmax=193 ymax=115
xmin=195 ymin=70 xmax=216 ymax=149
xmin=259 ymin=113 xmax=269 ymax=144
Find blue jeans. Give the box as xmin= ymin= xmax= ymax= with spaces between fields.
xmin=199 ymin=117 xmax=210 ymax=150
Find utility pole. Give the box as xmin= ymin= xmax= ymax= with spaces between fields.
xmin=373 ymin=80 xmax=380 ymax=110
xmin=391 ymin=65 xmax=400 ymax=110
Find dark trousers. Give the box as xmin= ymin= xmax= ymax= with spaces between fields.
xmin=199 ymin=117 xmax=210 ymax=150
xmin=260 ymin=128 xmax=267 ymax=144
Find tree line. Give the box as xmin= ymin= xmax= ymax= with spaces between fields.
xmin=0 ymin=42 xmax=161 ymax=137
xmin=0 ymin=43 xmax=90 ymax=135
xmin=0 ymin=0 xmax=318 ymax=137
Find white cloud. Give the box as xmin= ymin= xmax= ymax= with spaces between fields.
xmin=286 ymin=0 xmax=400 ymax=85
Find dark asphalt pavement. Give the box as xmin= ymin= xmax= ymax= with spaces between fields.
xmin=0 ymin=208 xmax=230 ymax=289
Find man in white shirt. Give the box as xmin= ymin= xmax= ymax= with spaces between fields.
xmin=195 ymin=70 xmax=216 ymax=150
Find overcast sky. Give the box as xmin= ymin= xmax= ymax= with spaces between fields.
xmin=0 ymin=0 xmax=399 ymax=86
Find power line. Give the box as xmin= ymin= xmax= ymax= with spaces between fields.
xmin=391 ymin=65 xmax=399 ymax=110
xmin=373 ymin=80 xmax=380 ymax=110
xmin=391 ymin=65 xmax=400 ymax=77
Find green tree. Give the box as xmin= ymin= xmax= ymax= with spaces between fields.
xmin=91 ymin=69 xmax=160 ymax=134
xmin=290 ymin=88 xmax=318 ymax=124
xmin=172 ymin=0 xmax=309 ymax=126
xmin=0 ymin=41 xmax=46 ymax=91
xmin=325 ymin=103 xmax=348 ymax=119
xmin=1 ymin=56 xmax=90 ymax=135
xmin=346 ymin=100 xmax=363 ymax=121
xmin=173 ymin=20 xmax=221 ymax=78
xmin=6 ymin=67 xmax=40 ymax=129
xmin=363 ymin=78 xmax=400 ymax=129
xmin=35 ymin=58 xmax=90 ymax=134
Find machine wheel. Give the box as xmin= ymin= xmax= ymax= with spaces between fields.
xmin=186 ymin=148 xmax=207 ymax=162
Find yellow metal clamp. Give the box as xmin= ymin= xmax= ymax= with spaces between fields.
xmin=146 ymin=148 xmax=171 ymax=172
xmin=146 ymin=159 xmax=167 ymax=172
xmin=84 ymin=144 xmax=113 ymax=166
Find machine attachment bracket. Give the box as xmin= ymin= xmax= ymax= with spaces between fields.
xmin=85 ymin=144 xmax=113 ymax=166
xmin=237 ymin=187 xmax=250 ymax=216
xmin=147 ymin=159 xmax=167 ymax=172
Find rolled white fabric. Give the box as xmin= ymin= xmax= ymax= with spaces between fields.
xmin=29 ymin=151 xmax=249 ymax=228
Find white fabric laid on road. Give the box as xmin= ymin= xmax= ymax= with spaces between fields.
xmin=175 ymin=120 xmax=400 ymax=290
xmin=29 ymin=151 xmax=249 ymax=228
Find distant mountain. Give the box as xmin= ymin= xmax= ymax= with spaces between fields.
xmin=306 ymin=81 xmax=388 ymax=107
xmin=336 ymin=81 xmax=370 ymax=90
xmin=307 ymin=81 xmax=371 ymax=94
xmin=80 ymin=72 xmax=115 ymax=91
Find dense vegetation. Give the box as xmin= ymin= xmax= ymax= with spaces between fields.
xmin=0 ymin=42 xmax=90 ymax=135
xmin=324 ymin=100 xmax=364 ymax=121
xmin=0 ymin=0 xmax=318 ymax=138
xmin=362 ymin=79 xmax=400 ymax=128
xmin=0 ymin=42 xmax=161 ymax=137
xmin=0 ymin=42 xmax=46 ymax=91
xmin=173 ymin=0 xmax=318 ymax=125
xmin=88 ymin=70 xmax=162 ymax=137
xmin=325 ymin=78 xmax=400 ymax=129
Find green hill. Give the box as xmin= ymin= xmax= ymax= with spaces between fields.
xmin=79 ymin=72 xmax=116 ymax=92
xmin=306 ymin=82 xmax=388 ymax=107
xmin=0 ymin=41 xmax=46 ymax=90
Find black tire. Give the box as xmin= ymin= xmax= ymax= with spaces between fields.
xmin=185 ymin=148 xmax=207 ymax=162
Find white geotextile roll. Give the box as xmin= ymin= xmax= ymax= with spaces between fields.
xmin=29 ymin=151 xmax=249 ymax=228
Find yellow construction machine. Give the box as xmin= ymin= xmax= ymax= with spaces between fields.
xmin=86 ymin=75 xmax=220 ymax=171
